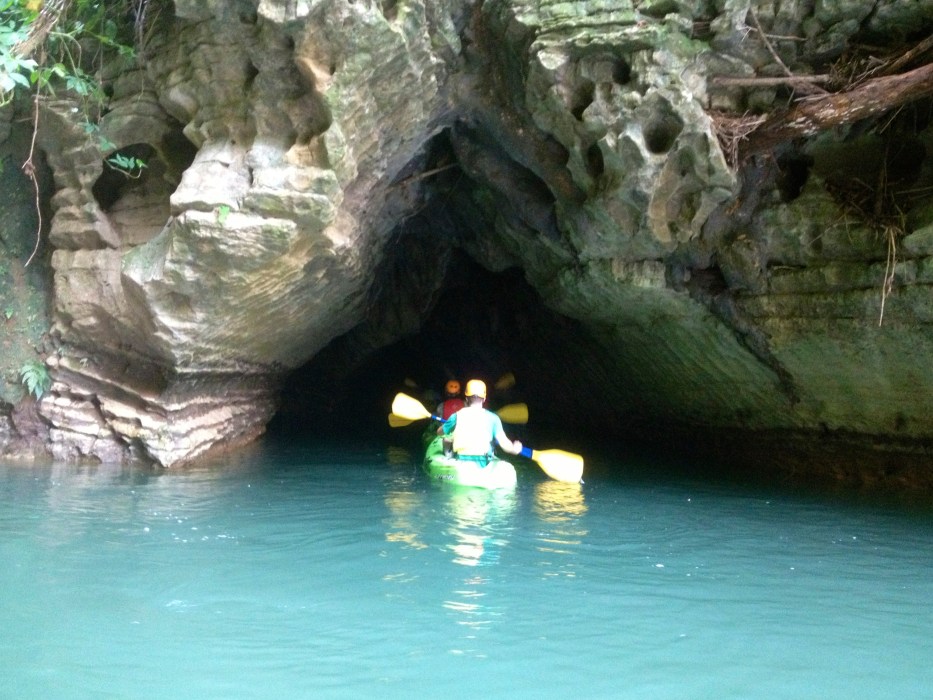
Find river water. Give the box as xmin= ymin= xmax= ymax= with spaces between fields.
xmin=1 ymin=438 xmax=930 ymax=699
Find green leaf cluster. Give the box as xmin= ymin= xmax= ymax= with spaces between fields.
xmin=19 ymin=358 xmax=50 ymax=399
xmin=106 ymin=152 xmax=147 ymax=177
xmin=0 ymin=0 xmax=138 ymax=106
xmin=0 ymin=17 xmax=36 ymax=101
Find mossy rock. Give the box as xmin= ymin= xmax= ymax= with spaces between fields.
xmin=0 ymin=129 xmax=53 ymax=404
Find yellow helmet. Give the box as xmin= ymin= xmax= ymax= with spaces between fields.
xmin=445 ymin=380 xmax=461 ymax=396
xmin=465 ymin=379 xmax=487 ymax=398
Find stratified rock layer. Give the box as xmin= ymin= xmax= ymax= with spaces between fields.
xmin=1 ymin=0 xmax=931 ymax=474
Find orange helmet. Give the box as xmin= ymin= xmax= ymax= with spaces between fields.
xmin=465 ymin=379 xmax=487 ymax=398
xmin=445 ymin=380 xmax=461 ymax=396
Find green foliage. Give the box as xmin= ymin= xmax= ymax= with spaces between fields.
xmin=86 ymin=122 xmax=148 ymax=177
xmin=106 ymin=152 xmax=147 ymax=177
xmin=0 ymin=18 xmax=36 ymax=102
xmin=19 ymin=358 xmax=50 ymax=400
xmin=83 ymin=120 xmax=117 ymax=151
xmin=0 ymin=0 xmax=137 ymax=106
xmin=32 ymin=61 xmax=102 ymax=100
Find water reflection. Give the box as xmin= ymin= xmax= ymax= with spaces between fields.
xmin=381 ymin=470 xmax=591 ymax=648
xmin=383 ymin=486 xmax=429 ymax=550
xmin=441 ymin=487 xmax=516 ymax=651
xmin=384 ymin=446 xmax=413 ymax=466
xmin=28 ymin=455 xmax=270 ymax=551
xmin=533 ymin=480 xmax=588 ymax=522
xmin=36 ymin=462 xmax=161 ymax=546
xmin=443 ymin=487 xmax=516 ymax=567
xmin=532 ymin=481 xmax=588 ymax=578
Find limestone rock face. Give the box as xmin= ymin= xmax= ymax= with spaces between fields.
xmin=10 ymin=0 xmax=461 ymax=465
xmin=1 ymin=0 xmax=932 ymax=470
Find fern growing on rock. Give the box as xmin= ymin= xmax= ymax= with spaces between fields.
xmin=20 ymin=359 xmax=50 ymax=399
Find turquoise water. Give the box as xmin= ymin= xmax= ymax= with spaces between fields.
xmin=1 ymin=440 xmax=931 ymax=699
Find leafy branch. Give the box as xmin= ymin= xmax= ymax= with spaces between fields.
xmin=1 ymin=0 xmax=146 ymax=265
xmin=106 ymin=152 xmax=147 ymax=177
xmin=0 ymin=20 xmax=36 ymax=103
xmin=20 ymin=358 xmax=51 ymax=399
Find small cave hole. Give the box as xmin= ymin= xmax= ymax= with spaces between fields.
xmin=687 ymin=264 xmax=728 ymax=297
xmin=91 ymin=127 xmax=196 ymax=246
xmin=894 ymin=412 xmax=907 ymax=432
xmin=885 ymin=136 xmax=927 ymax=188
xmin=776 ymin=152 xmax=813 ymax=202
xmin=160 ymin=127 xmax=199 ymax=184
xmin=585 ymin=142 xmax=605 ymax=179
xmin=637 ymin=94 xmax=684 ymax=155
xmin=380 ymin=0 xmax=399 ymax=22
xmin=293 ymin=91 xmax=333 ymax=143
xmin=93 ymin=143 xmax=156 ymax=211
xmin=245 ymin=61 xmax=259 ymax=91
xmin=638 ymin=0 xmax=679 ymax=18
xmin=612 ymin=58 xmax=632 ymax=85
xmin=570 ymin=79 xmax=595 ymax=121
xmin=644 ymin=121 xmax=680 ymax=154
xmin=641 ymin=98 xmax=684 ymax=155
xmin=238 ymin=5 xmax=258 ymax=23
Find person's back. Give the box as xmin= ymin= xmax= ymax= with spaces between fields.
xmin=451 ymin=403 xmax=496 ymax=457
xmin=440 ymin=379 xmax=521 ymax=463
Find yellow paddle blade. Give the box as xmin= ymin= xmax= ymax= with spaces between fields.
xmin=530 ymin=449 xmax=584 ymax=483
xmin=494 ymin=372 xmax=516 ymax=390
xmin=391 ymin=393 xmax=434 ymax=421
xmin=388 ymin=413 xmax=414 ymax=428
xmin=496 ymin=402 xmax=528 ymax=424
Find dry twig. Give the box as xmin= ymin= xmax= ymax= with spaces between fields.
xmin=709 ymin=112 xmax=767 ymax=169
xmin=879 ymin=224 xmax=898 ymax=327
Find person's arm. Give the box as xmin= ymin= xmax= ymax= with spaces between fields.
xmin=491 ymin=414 xmax=522 ymax=455
xmin=437 ymin=413 xmax=457 ymax=436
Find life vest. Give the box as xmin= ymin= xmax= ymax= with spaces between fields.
xmin=452 ymin=407 xmax=494 ymax=456
xmin=439 ymin=398 xmax=464 ymax=420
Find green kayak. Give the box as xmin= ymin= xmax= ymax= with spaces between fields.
xmin=423 ymin=435 xmax=518 ymax=489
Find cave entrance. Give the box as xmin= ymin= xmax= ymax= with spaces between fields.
xmin=270 ymin=253 xmax=604 ymax=442
xmin=269 ymin=127 xmax=623 ymax=449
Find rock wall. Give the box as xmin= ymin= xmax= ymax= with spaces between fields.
xmin=1 ymin=0 xmax=932 ymax=470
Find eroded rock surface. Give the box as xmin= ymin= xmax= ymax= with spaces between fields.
xmin=1 ymin=0 xmax=932 ymax=476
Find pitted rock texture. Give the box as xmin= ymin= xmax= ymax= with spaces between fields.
xmin=1 ymin=0 xmax=932 ymax=473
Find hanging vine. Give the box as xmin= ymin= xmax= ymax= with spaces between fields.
xmin=0 ymin=0 xmax=155 ymax=266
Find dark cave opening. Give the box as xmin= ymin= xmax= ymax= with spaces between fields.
xmin=269 ymin=126 xmax=621 ymax=448
xmin=261 ymin=122 xmax=933 ymax=493
xmin=260 ymin=202 xmax=933 ymax=494
xmin=268 ymin=254 xmax=613 ymax=453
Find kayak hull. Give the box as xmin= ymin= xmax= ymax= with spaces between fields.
xmin=423 ymin=436 xmax=517 ymax=489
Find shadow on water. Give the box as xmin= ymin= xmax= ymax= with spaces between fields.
xmin=574 ymin=435 xmax=933 ymax=517
xmin=261 ymin=417 xmax=933 ymax=518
